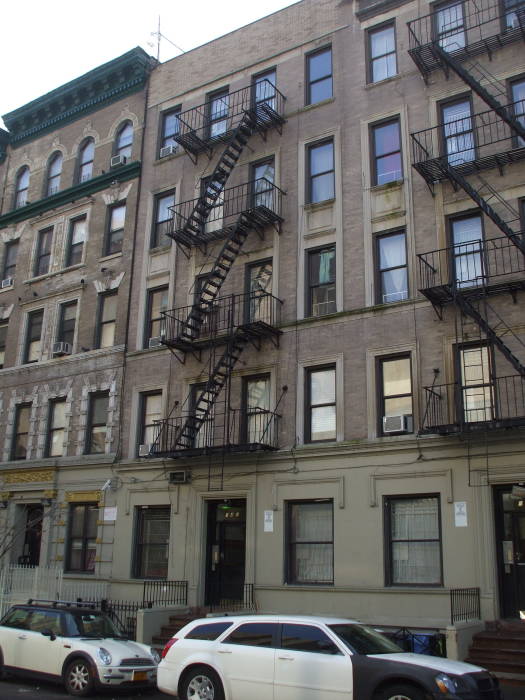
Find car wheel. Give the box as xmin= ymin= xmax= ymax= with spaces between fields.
xmin=181 ymin=666 xmax=224 ymax=700
xmin=64 ymin=658 xmax=95 ymax=697
xmin=375 ymin=683 xmax=426 ymax=700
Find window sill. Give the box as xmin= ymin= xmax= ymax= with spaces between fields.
xmin=365 ymin=74 xmax=400 ymax=89
xmin=299 ymin=97 xmax=335 ymax=114
xmin=371 ymin=179 xmax=404 ymax=192
xmin=304 ymin=198 xmax=335 ymax=211
xmin=98 ymin=251 xmax=123 ymax=263
xmin=149 ymin=244 xmax=171 ymax=255
xmin=23 ymin=263 xmax=87 ymax=286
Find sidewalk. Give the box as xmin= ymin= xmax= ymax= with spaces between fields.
xmin=501 ymin=683 xmax=525 ymax=699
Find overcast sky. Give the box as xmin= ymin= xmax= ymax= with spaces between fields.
xmin=1 ymin=0 xmax=298 ymax=129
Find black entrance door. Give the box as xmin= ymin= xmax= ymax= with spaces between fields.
xmin=495 ymin=486 xmax=525 ymax=618
xmin=19 ymin=505 xmax=43 ymax=566
xmin=205 ymin=499 xmax=246 ymax=606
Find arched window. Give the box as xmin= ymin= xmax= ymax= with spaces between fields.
xmin=115 ymin=122 xmax=133 ymax=161
xmin=46 ymin=152 xmax=62 ymax=196
xmin=77 ymin=139 xmax=94 ymax=183
xmin=14 ymin=166 xmax=30 ymax=208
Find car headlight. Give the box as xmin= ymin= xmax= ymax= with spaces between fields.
xmin=150 ymin=647 xmax=160 ymax=664
xmin=97 ymin=647 xmax=112 ymax=665
xmin=435 ymin=673 xmax=459 ymax=695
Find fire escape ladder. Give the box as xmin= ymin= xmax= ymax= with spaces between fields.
xmin=454 ymin=293 xmax=525 ymax=377
xmin=433 ymin=45 xmax=525 ymax=141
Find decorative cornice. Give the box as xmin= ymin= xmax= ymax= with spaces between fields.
xmin=0 ymin=161 xmax=140 ymax=229
xmin=0 ymin=128 xmax=9 ymax=164
xmin=3 ymin=48 xmax=155 ymax=147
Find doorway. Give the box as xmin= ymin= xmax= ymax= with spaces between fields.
xmin=494 ymin=485 xmax=525 ymax=618
xmin=18 ymin=505 xmax=43 ymax=566
xmin=205 ymin=499 xmax=246 ymax=606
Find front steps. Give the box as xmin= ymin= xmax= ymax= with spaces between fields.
xmin=467 ymin=620 xmax=525 ymax=685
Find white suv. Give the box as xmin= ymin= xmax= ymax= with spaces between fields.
xmin=0 ymin=600 xmax=159 ymax=696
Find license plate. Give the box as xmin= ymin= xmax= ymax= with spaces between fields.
xmin=133 ymin=671 xmax=148 ymax=682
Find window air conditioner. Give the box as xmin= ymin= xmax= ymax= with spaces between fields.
xmin=138 ymin=443 xmax=152 ymax=457
xmin=110 ymin=155 xmax=127 ymax=168
xmin=52 ymin=341 xmax=72 ymax=357
xmin=149 ymin=336 xmax=163 ymax=349
xmin=1 ymin=278 xmax=14 ymax=289
xmin=169 ymin=470 xmax=191 ymax=484
xmin=383 ymin=415 xmax=408 ymax=433
xmin=160 ymin=145 xmax=177 ymax=158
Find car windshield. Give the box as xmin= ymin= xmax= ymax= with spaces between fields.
xmin=329 ymin=624 xmax=403 ymax=655
xmin=66 ymin=611 xmax=122 ymax=638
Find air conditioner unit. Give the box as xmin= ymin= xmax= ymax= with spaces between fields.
xmin=160 ymin=145 xmax=177 ymax=158
xmin=52 ymin=341 xmax=72 ymax=357
xmin=383 ymin=415 xmax=408 ymax=434
xmin=1 ymin=278 xmax=13 ymax=289
xmin=138 ymin=443 xmax=152 ymax=457
xmin=110 ymin=154 xmax=127 ymax=168
xmin=149 ymin=336 xmax=164 ymax=349
xmin=169 ymin=470 xmax=191 ymax=484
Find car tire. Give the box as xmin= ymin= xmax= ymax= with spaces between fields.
xmin=64 ymin=658 xmax=95 ymax=697
xmin=374 ymin=683 xmax=427 ymax=700
xmin=180 ymin=665 xmax=224 ymax=700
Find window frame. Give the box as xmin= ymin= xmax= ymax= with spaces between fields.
xmin=304 ymin=364 xmax=337 ymax=443
xmin=85 ymin=391 xmax=109 ymax=455
xmin=367 ymin=22 xmax=397 ymax=84
xmin=438 ymin=93 xmax=476 ymax=165
xmin=207 ymin=87 xmax=230 ymax=140
xmin=56 ymin=300 xmax=78 ymax=347
xmin=433 ymin=0 xmax=466 ymax=51
xmin=455 ymin=342 xmax=496 ymax=425
xmin=95 ymin=291 xmax=118 ymax=349
xmin=241 ymin=373 xmax=271 ymax=444
xmin=144 ymin=285 xmax=169 ymax=347
xmin=447 ymin=210 xmax=485 ymax=288
xmin=384 ymin=493 xmax=443 ymax=587
xmin=3 ymin=239 xmax=19 ymax=280
xmin=114 ymin=121 xmax=133 ymax=160
xmin=285 ymin=499 xmax=334 ymax=585
xmin=252 ymin=68 xmax=277 ymax=111
xmin=151 ymin=190 xmax=175 ymax=249
xmin=11 ymin=402 xmax=32 ymax=461
xmin=76 ymin=138 xmax=95 ymax=184
xmin=0 ymin=321 xmax=7 ymax=369
xmin=65 ymin=215 xmax=87 ymax=268
xmin=306 ymin=244 xmax=336 ymax=318
xmin=104 ymin=201 xmax=126 ymax=256
xmin=45 ymin=152 xmax=63 ymax=197
xmin=370 ymin=117 xmax=403 ymax=186
xmin=14 ymin=166 xmax=30 ymax=209
xmin=132 ymin=505 xmax=171 ymax=579
xmin=509 ymin=75 xmax=525 ymax=148
xmin=23 ymin=309 xmax=44 ymax=364
xmin=375 ymin=230 xmax=408 ymax=305
xmin=138 ymin=390 xmax=163 ymax=453
xmin=158 ymin=108 xmax=181 ymax=156
xmin=305 ymin=46 xmax=333 ymax=106
xmin=45 ymin=397 xmax=67 ymax=458
xmin=33 ymin=227 xmax=53 ymax=278
xmin=306 ymin=138 xmax=335 ymax=204
xmin=377 ymin=353 xmax=414 ymax=436
xmin=65 ymin=502 xmax=98 ymax=573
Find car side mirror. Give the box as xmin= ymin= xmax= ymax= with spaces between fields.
xmin=42 ymin=628 xmax=57 ymax=641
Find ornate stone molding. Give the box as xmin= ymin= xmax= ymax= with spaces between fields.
xmin=369 ymin=469 xmax=454 ymax=507
xmin=2 ymin=468 xmax=55 ymax=484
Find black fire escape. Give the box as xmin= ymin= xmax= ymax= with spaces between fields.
xmin=148 ymin=81 xmax=287 ymax=463
xmin=407 ymin=0 xmax=525 ymax=437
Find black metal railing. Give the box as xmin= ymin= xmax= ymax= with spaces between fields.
xmin=170 ymin=178 xmax=284 ymax=244
xmin=161 ymin=290 xmax=283 ymax=348
xmin=208 ymin=583 xmax=256 ymax=612
xmin=378 ymin=626 xmax=447 ymax=657
xmin=421 ymin=375 xmax=525 ymax=433
xmin=142 ymin=579 xmax=188 ymax=607
xmin=175 ymin=81 xmax=286 ymax=152
xmin=151 ymin=406 xmax=281 ymax=457
xmin=99 ymin=599 xmax=143 ymax=640
xmin=418 ymin=234 xmax=525 ymax=296
xmin=407 ymin=0 xmax=525 ymax=76
xmin=411 ymin=105 xmax=525 ymax=185
xmin=450 ymin=587 xmax=481 ymax=624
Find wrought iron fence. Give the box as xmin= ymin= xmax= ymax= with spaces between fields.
xmin=378 ymin=625 xmax=447 ymax=657
xmin=208 ymin=583 xmax=256 ymax=612
xmin=142 ymin=579 xmax=188 ymax=606
xmin=450 ymin=587 xmax=481 ymax=624
xmin=100 ymin=599 xmax=142 ymax=640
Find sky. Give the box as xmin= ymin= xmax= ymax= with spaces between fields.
xmin=1 ymin=0 xmax=299 ymax=129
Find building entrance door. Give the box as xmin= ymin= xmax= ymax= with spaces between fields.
xmin=495 ymin=486 xmax=525 ymax=618
xmin=18 ymin=505 xmax=43 ymax=566
xmin=205 ymin=499 xmax=246 ymax=606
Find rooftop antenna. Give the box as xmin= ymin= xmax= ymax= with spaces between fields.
xmin=148 ymin=16 xmax=186 ymax=62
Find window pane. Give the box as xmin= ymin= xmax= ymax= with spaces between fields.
xmin=101 ymin=294 xmax=117 ymax=322
xmin=310 ymin=79 xmax=333 ymax=104
xmin=374 ymin=122 xmax=400 ymax=157
xmin=288 ymin=501 xmax=333 ymax=584
xmin=92 ymin=395 xmax=109 ymax=424
xmin=282 ymin=624 xmax=339 ymax=654
xmin=311 ymin=406 xmax=336 ymax=440
xmin=309 ymin=50 xmax=332 ymax=82
xmin=224 ymin=622 xmax=276 ymax=647
xmin=371 ymin=26 xmax=395 ymax=57
xmin=383 ymin=357 xmax=411 ymax=396
xmin=311 ymin=369 xmax=335 ymax=404
xmin=110 ymin=204 xmax=126 ymax=231
xmin=379 ymin=233 xmax=406 ymax=269
xmin=310 ymin=143 xmax=334 ymax=175
xmin=100 ymin=323 xmax=115 ymax=348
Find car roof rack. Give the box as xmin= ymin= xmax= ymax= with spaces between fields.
xmin=26 ymin=598 xmax=100 ymax=610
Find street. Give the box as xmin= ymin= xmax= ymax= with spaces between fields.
xmin=0 ymin=676 xmax=167 ymax=699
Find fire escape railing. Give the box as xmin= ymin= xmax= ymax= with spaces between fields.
xmin=168 ymin=178 xmax=284 ymax=247
xmin=174 ymin=80 xmax=286 ymax=156
xmin=407 ymin=0 xmax=525 ymax=79
xmin=421 ymin=375 xmax=525 ymax=434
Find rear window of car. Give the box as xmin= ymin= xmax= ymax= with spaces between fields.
xmin=222 ymin=622 xmax=277 ymax=647
xmin=185 ymin=622 xmax=233 ymax=640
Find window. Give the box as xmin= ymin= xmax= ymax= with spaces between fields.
xmin=511 ymin=77 xmax=525 ymax=147
xmin=379 ymin=355 xmax=413 ymax=435
xmin=223 ymin=622 xmax=277 ymax=647
xmin=160 ymin=109 xmax=180 ymax=154
xmin=307 ymin=246 xmax=336 ymax=317
xmin=66 ymin=216 xmax=86 ymax=267
xmin=253 ymin=69 xmax=277 ymax=114
xmin=11 ymin=403 xmax=31 ymax=460
xmin=306 ymin=47 xmax=333 ymax=105
xmin=66 ymin=503 xmax=98 ymax=573
xmin=251 ymin=158 xmax=275 ymax=210
xmin=186 ymin=622 xmax=233 ymax=640
xmin=441 ymin=97 xmax=475 ymax=166
xmin=3 ymin=240 xmax=18 ymax=280
xmin=14 ymin=166 xmax=29 ymax=208
xmin=435 ymin=1 xmax=465 ymax=51
xmin=458 ymin=345 xmax=494 ymax=423
xmin=450 ymin=213 xmax=483 ymax=287
xmin=305 ymin=365 xmax=336 ymax=442
xmin=46 ymin=398 xmax=66 ymax=457
xmin=34 ymin=227 xmax=53 ymax=277
xmin=208 ymin=89 xmax=230 ymax=139
xmin=371 ymin=119 xmax=402 ymax=185
xmin=23 ymin=309 xmax=44 ymax=364
xmin=145 ymin=286 xmax=169 ymax=346
xmin=0 ymin=322 xmax=7 ymax=368
xmin=286 ymin=500 xmax=334 ymax=584
xmin=504 ymin=0 xmax=525 ymax=29
xmin=46 ymin=152 xmax=62 ymax=196
xmin=246 ymin=259 xmax=273 ymax=323
xmin=85 ymin=391 xmax=109 ymax=454
xmin=307 ymin=140 xmax=335 ymax=203
xmin=385 ymin=495 xmax=442 ymax=585
xmin=115 ymin=121 xmax=133 ymax=160
xmin=138 ymin=391 xmax=162 ymax=449
xmin=243 ymin=375 xmax=271 ymax=444
xmin=190 ymin=382 xmax=214 ymax=448
xmin=368 ymin=23 xmax=397 ymax=83
xmin=133 ymin=506 xmax=170 ymax=578
xmin=96 ymin=292 xmax=117 ymax=348
xmin=104 ymin=202 xmax=125 ymax=256
xmin=57 ymin=301 xmax=77 ymax=347
xmin=200 ymin=176 xmax=224 ymax=234
xmin=281 ymin=624 xmax=340 ymax=654
xmin=151 ymin=191 xmax=175 ymax=248
xmin=376 ymin=231 xmax=408 ymax=304
xmin=77 ymin=139 xmax=94 ymax=183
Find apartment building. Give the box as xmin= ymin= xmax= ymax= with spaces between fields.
xmin=1 ymin=0 xmax=524 ymax=653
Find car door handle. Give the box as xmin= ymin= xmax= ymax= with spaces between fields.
xmin=278 ymin=654 xmax=294 ymax=660
xmin=217 ymin=649 xmax=232 ymax=654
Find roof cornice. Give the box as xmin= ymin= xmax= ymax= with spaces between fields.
xmin=3 ymin=48 xmax=155 ymax=147
xmin=0 ymin=161 xmax=141 ymax=228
